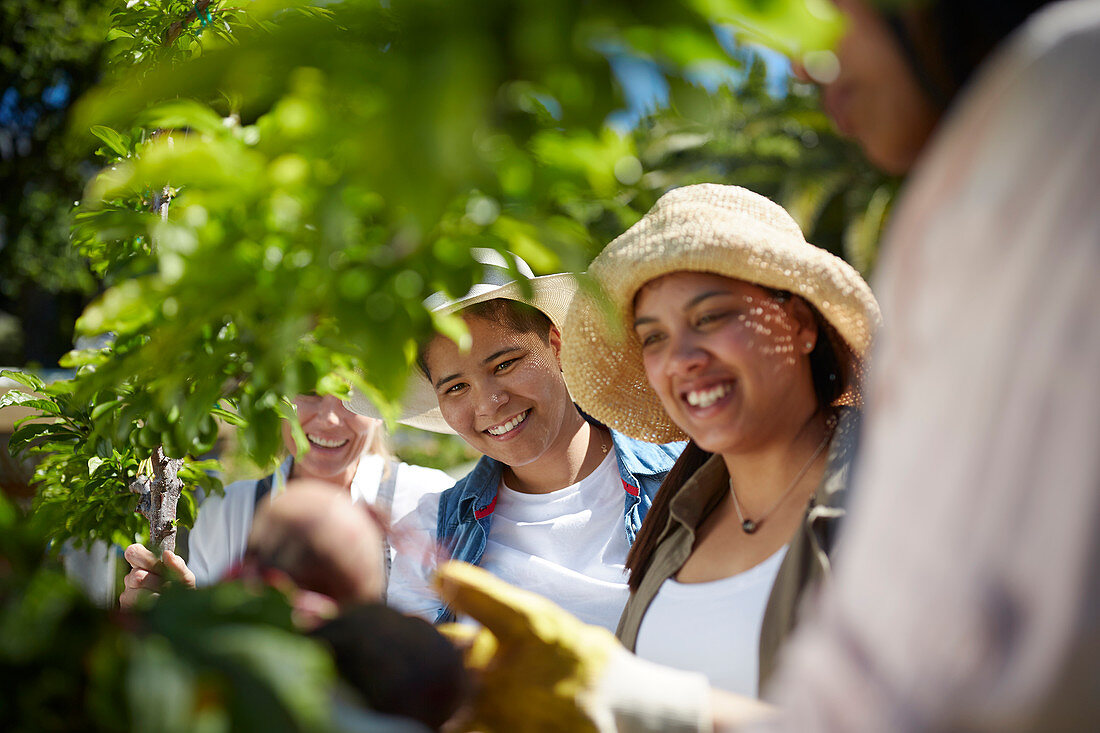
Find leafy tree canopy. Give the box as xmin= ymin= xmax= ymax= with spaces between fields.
xmin=6 ymin=0 xmax=888 ymax=552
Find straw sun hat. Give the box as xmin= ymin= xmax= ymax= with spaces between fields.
xmin=560 ymin=184 xmax=882 ymax=443
xmin=348 ymin=248 xmax=578 ymax=434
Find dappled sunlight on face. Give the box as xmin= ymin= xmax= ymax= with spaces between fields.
xmin=422 ymin=315 xmax=575 ymax=471
xmin=731 ymin=295 xmax=801 ymax=369
xmin=633 ymin=272 xmax=816 ymax=455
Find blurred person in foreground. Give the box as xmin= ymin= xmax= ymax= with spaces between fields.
xmin=561 ymin=183 xmax=879 ymax=698
xmin=430 ymin=1 xmax=1100 ymax=731
xmin=350 ymin=249 xmax=682 ymax=631
xmin=241 ymin=483 xmax=469 ymax=732
xmin=120 ymin=391 xmax=453 ymax=608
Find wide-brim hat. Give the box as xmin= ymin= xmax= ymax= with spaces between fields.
xmin=561 ymin=183 xmax=881 ymax=443
xmin=348 ymin=248 xmax=578 ymax=433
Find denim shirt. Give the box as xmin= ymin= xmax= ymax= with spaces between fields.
xmin=434 ymin=428 xmax=683 ymax=623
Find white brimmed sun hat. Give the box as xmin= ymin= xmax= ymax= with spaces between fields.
xmin=561 ymin=183 xmax=882 ymax=443
xmin=348 ymin=248 xmax=578 ymax=433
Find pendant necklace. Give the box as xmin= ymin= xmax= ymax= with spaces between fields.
xmin=728 ymin=422 xmax=833 ymax=535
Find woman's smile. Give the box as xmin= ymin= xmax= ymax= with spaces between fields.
xmin=683 ymin=381 xmax=735 ymax=409
xmin=484 ymin=409 xmax=531 ymax=438
xmin=305 ymin=433 xmax=350 ymax=450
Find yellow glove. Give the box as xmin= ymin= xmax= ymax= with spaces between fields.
xmin=434 ymin=561 xmax=712 ymax=733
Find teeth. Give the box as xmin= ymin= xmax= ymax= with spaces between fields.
xmin=486 ymin=410 xmax=529 ymax=436
xmin=686 ymin=383 xmax=732 ymax=408
xmin=308 ymin=434 xmax=348 ymax=449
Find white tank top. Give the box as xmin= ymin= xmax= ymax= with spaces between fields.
xmin=634 ymin=545 xmax=788 ymax=697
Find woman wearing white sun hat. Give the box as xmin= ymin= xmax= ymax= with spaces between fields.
xmin=561 ymin=183 xmax=881 ymax=697
xmin=350 ymin=248 xmax=683 ymax=630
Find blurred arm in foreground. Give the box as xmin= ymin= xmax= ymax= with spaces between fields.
xmin=759 ymin=2 xmax=1100 ymax=730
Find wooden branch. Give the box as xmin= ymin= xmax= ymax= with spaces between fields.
xmin=130 ymin=448 xmax=184 ymax=554
xmin=164 ymin=0 xmax=215 ymax=46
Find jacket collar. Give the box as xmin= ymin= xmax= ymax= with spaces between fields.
xmin=610 ymin=429 xmax=679 ymax=478
xmin=812 ymin=406 xmax=859 ymax=509
xmin=456 ymin=454 xmax=504 ymax=520
xmin=668 ymin=453 xmax=729 ymax=532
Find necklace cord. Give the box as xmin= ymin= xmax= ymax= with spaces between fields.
xmin=728 ymin=414 xmax=836 ymax=534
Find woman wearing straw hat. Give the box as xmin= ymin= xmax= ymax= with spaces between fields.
xmin=351 ymin=249 xmax=681 ymax=630
xmin=561 ymin=183 xmax=880 ymax=697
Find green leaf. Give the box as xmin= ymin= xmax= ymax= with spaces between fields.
xmin=9 ymin=397 xmax=61 ymax=415
xmin=210 ymin=407 xmax=246 ymax=427
xmin=195 ymin=625 xmax=334 ymax=729
xmin=8 ymin=423 xmax=64 ymax=454
xmin=90 ymin=125 xmax=130 ymax=157
xmin=76 ymin=277 xmax=161 ymax=336
xmin=690 ymin=0 xmax=844 ymax=55
xmin=0 ymin=391 xmax=59 ymax=413
xmin=60 ymin=348 xmax=112 ymax=368
xmin=139 ymin=100 xmax=230 ymax=138
xmin=91 ymin=400 xmax=124 ymax=420
xmin=126 ymin=636 xmax=196 ymax=733
xmin=1 ymin=370 xmax=45 ymax=391
xmin=844 ymin=184 xmax=893 ymax=276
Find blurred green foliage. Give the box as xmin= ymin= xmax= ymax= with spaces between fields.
xmin=0 ymin=491 xmax=339 ymax=732
xmin=0 ymin=2 xmax=898 ymax=727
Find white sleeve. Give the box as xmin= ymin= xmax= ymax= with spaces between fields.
xmin=384 ymin=464 xmax=453 ymax=620
xmin=187 ymin=480 xmax=256 ymax=587
xmin=761 ymin=8 xmax=1100 ymax=732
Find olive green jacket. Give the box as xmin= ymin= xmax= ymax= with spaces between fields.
xmin=615 ymin=408 xmax=859 ymax=694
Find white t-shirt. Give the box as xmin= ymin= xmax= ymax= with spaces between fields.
xmin=475 ymin=448 xmax=633 ymax=631
xmin=635 ymin=546 xmax=787 ymax=697
xmin=187 ymin=454 xmax=453 ymax=592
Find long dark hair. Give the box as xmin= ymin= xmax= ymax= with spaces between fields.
xmin=624 ymin=294 xmax=858 ymax=591
xmin=626 ymin=439 xmax=712 ymax=591
xmin=889 ymin=1 xmax=1056 ymax=108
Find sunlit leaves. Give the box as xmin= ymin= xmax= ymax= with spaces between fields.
xmin=90 ymin=124 xmax=131 ymax=157
xmin=1 ymin=367 xmax=224 ymax=549
xmin=76 ymin=277 xmax=161 ymax=335
xmin=691 ymin=0 xmax=844 ymax=56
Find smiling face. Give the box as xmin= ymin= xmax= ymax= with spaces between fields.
xmin=421 ymin=312 xmax=580 ymax=471
xmin=815 ymin=0 xmax=941 ymax=174
xmin=633 ymin=272 xmax=820 ymax=456
xmin=284 ymin=394 xmax=380 ymax=487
